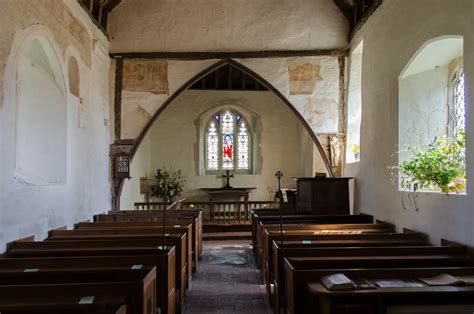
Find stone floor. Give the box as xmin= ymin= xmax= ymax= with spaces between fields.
xmin=183 ymin=240 xmax=272 ymax=314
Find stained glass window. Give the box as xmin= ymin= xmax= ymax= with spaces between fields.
xmin=221 ymin=111 xmax=234 ymax=170
xmin=206 ymin=121 xmax=219 ymax=170
xmin=205 ymin=110 xmax=251 ymax=172
xmin=453 ymin=70 xmax=465 ymax=138
xmin=237 ymin=121 xmax=249 ymax=170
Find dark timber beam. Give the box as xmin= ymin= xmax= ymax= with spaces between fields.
xmin=110 ymin=49 xmax=349 ymax=60
xmin=333 ymin=0 xmax=355 ymax=28
xmin=349 ymin=0 xmax=383 ymax=40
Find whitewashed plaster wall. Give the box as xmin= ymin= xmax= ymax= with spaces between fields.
xmin=399 ymin=66 xmax=449 ymax=165
xmin=120 ymin=57 xmax=342 ymax=152
xmin=120 ymin=90 xmax=325 ymax=209
xmin=0 ymin=0 xmax=111 ymax=251
xmin=108 ymin=0 xmax=348 ymax=53
xmin=345 ymin=0 xmax=474 ymax=246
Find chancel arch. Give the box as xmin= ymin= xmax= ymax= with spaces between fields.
xmin=119 ymin=60 xmax=333 ymax=209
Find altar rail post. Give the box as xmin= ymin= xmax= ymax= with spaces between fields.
xmin=134 ymin=201 xmax=277 ymax=224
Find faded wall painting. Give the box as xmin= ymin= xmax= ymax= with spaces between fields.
xmin=123 ymin=60 xmax=169 ymax=94
xmin=288 ymin=59 xmax=323 ymax=95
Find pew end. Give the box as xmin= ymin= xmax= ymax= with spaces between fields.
xmin=48 ymin=225 xmax=67 ymax=237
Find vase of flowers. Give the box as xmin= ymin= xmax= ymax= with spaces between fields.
xmin=351 ymin=144 xmax=360 ymax=161
xmin=150 ymin=167 xmax=185 ymax=203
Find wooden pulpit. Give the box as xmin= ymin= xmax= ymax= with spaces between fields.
xmin=295 ymin=177 xmax=352 ymax=215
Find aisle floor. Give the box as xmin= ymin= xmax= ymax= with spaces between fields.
xmin=183 ymin=240 xmax=272 ymax=314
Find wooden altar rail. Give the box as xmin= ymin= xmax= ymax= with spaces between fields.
xmin=134 ymin=201 xmax=277 ymax=224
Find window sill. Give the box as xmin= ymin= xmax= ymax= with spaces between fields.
xmin=398 ymin=188 xmax=467 ymax=196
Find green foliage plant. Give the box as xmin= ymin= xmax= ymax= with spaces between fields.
xmin=150 ymin=167 xmax=186 ymax=203
xmin=395 ymin=131 xmax=466 ymax=194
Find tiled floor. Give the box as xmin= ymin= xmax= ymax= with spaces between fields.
xmin=183 ymin=240 xmax=272 ymax=314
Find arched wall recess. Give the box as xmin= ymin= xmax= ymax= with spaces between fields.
xmin=68 ymin=56 xmax=80 ymax=97
xmin=14 ymin=35 xmax=68 ymax=185
xmin=398 ymin=35 xmax=465 ymax=193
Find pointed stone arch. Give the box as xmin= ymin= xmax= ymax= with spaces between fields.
xmin=114 ymin=58 xmax=334 ymax=210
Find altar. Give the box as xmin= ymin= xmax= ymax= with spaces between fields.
xmin=200 ymin=171 xmax=256 ymax=202
xmin=200 ymin=187 xmax=256 ymax=202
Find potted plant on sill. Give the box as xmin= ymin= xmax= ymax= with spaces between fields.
xmin=390 ymin=131 xmax=466 ymax=210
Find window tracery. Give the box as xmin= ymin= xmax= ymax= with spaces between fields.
xmin=205 ymin=110 xmax=251 ymax=172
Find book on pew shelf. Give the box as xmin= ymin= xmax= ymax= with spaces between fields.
xmin=354 ymin=278 xmax=377 ymax=289
xmin=321 ymin=273 xmax=356 ymax=290
xmin=457 ymin=275 xmax=474 ymax=285
xmin=418 ymin=274 xmax=465 ymax=286
xmin=373 ymin=279 xmax=425 ymax=288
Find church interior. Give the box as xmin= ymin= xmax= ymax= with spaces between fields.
xmin=0 ymin=0 xmax=473 ymax=313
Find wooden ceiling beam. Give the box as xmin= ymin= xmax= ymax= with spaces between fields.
xmin=333 ymin=0 xmax=355 ymax=28
xmin=349 ymin=0 xmax=383 ymax=40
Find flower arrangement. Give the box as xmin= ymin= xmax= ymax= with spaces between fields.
xmin=150 ymin=167 xmax=185 ymax=203
xmin=391 ymin=131 xmax=466 ymax=194
xmin=351 ymin=144 xmax=360 ymax=154
xmin=350 ymin=144 xmax=360 ymax=161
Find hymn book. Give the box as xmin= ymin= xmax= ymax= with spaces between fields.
xmin=419 ymin=274 xmax=474 ymax=286
xmin=373 ymin=279 xmax=425 ymax=288
xmin=321 ymin=273 xmax=356 ymax=290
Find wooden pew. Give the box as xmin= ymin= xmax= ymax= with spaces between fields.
xmin=251 ymin=213 xmax=374 ymax=256
xmin=0 ymin=267 xmax=156 ymax=314
xmin=285 ymin=258 xmax=474 ymax=314
xmin=96 ymin=209 xmax=203 ymax=260
xmin=292 ymin=267 xmax=474 ymax=314
xmin=0 ymin=254 xmax=175 ymax=314
xmin=74 ymin=220 xmax=201 ymax=272
xmin=272 ymin=243 xmax=469 ymax=313
xmin=260 ymin=226 xmax=417 ymax=286
xmin=260 ymin=230 xmax=427 ymax=307
xmin=44 ymin=231 xmax=189 ymax=291
xmin=48 ymin=226 xmax=194 ymax=285
xmin=0 ymin=285 xmax=128 ymax=313
xmin=6 ymin=239 xmax=187 ymax=313
xmin=258 ymin=222 xmax=394 ymax=267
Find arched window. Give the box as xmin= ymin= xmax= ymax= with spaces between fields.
xmin=452 ymin=69 xmax=465 ymax=138
xmin=205 ymin=110 xmax=251 ymax=172
xmin=398 ymin=37 xmax=466 ymax=193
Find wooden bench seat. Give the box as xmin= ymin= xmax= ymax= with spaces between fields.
xmin=300 ymin=267 xmax=474 ymax=314
xmin=260 ymin=228 xmax=424 ymax=286
xmin=285 ymin=257 xmax=474 ymax=314
xmin=6 ymin=239 xmax=187 ymax=313
xmin=0 ymin=254 xmax=175 ymax=314
xmin=271 ymin=243 xmax=469 ymax=313
xmin=0 ymin=285 xmax=128 ymax=313
xmin=258 ymin=223 xmax=395 ymax=266
xmin=251 ymin=213 xmax=374 ymax=255
xmin=48 ymin=226 xmax=194 ymax=284
xmin=95 ymin=210 xmax=203 ymax=259
xmin=74 ymin=220 xmax=201 ymax=271
xmin=0 ymin=267 xmax=155 ymax=314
